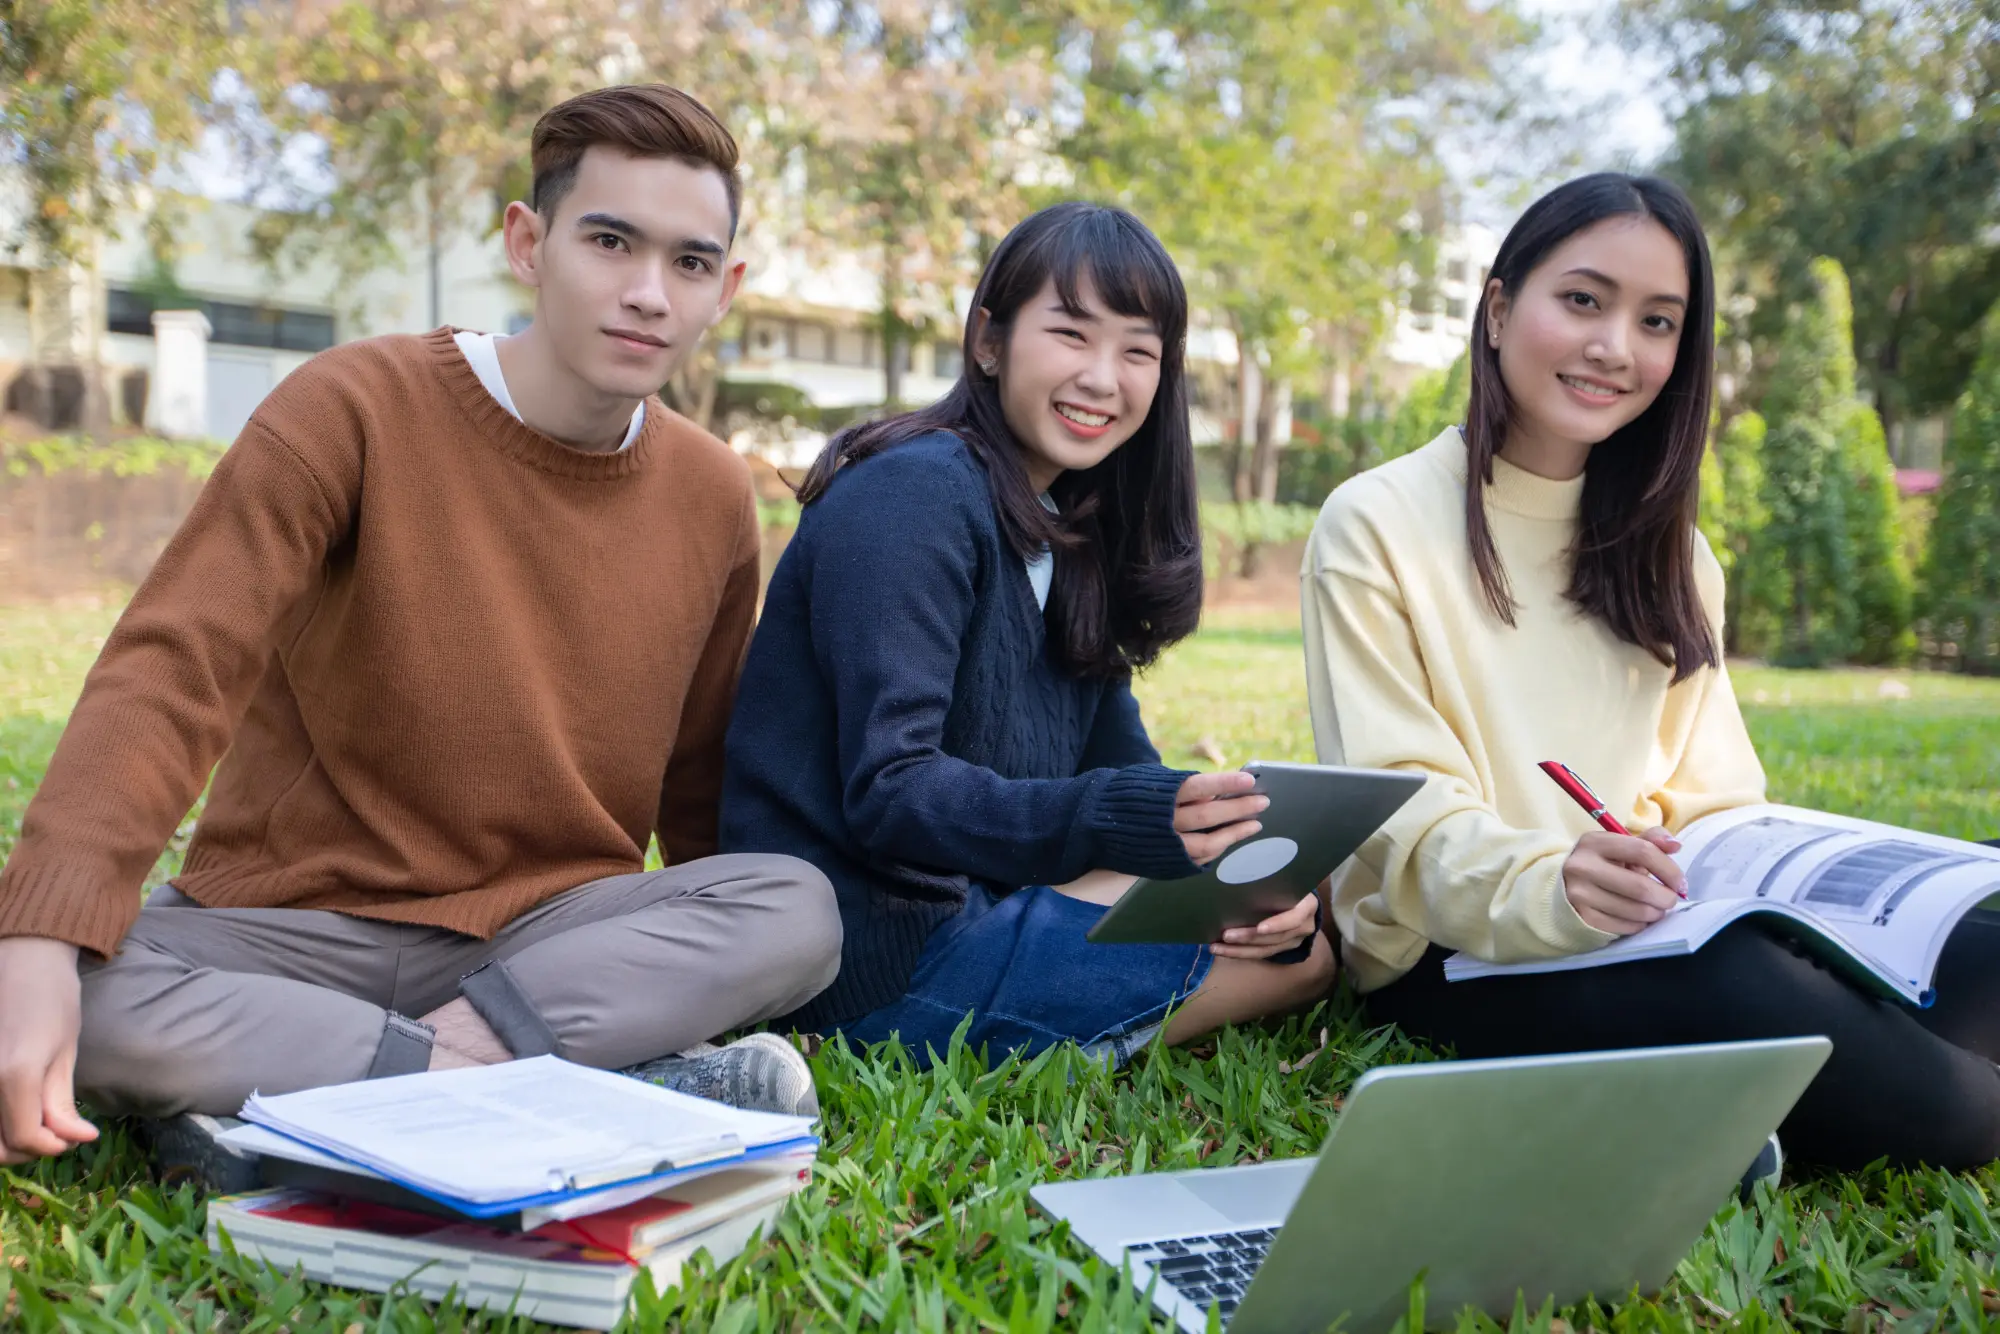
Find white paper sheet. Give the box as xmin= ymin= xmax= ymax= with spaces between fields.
xmin=239 ymin=1056 xmax=815 ymax=1206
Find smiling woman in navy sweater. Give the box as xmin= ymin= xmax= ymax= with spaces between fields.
xmin=720 ymin=203 xmax=1334 ymax=1064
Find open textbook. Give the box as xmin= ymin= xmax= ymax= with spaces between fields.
xmin=1445 ymin=804 xmax=2000 ymax=1004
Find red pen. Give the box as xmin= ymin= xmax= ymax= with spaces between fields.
xmin=1538 ymin=760 xmax=1629 ymax=834
xmin=1539 ymin=760 xmax=1687 ymax=899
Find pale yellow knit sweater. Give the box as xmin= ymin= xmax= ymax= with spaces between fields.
xmin=1302 ymin=428 xmax=1767 ymax=992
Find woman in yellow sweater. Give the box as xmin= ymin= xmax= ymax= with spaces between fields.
xmin=1303 ymin=173 xmax=2000 ymax=1169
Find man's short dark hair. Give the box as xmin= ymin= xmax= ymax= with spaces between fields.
xmin=530 ymin=84 xmax=741 ymax=239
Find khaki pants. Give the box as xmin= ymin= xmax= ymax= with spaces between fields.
xmin=76 ymin=854 xmax=840 ymax=1117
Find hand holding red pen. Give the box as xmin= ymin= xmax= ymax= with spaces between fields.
xmin=1540 ymin=760 xmax=1690 ymax=937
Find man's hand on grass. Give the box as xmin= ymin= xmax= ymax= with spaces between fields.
xmin=0 ymin=936 xmax=96 ymax=1163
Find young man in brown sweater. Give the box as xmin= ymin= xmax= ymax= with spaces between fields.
xmin=0 ymin=84 xmax=841 ymax=1171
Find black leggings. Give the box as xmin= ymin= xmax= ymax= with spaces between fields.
xmin=1365 ymin=909 xmax=2000 ymax=1170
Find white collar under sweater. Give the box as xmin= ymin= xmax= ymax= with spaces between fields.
xmin=453 ymin=330 xmax=644 ymax=452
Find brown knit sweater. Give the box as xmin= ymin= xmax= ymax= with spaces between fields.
xmin=0 ymin=328 xmax=761 ymax=957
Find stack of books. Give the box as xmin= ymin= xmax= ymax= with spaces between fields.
xmin=204 ymin=1056 xmax=818 ymax=1327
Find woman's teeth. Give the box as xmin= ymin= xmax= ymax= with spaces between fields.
xmin=1559 ymin=374 xmax=1620 ymax=399
xmin=1055 ymin=404 xmax=1111 ymax=427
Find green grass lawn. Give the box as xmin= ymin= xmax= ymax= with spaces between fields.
xmin=5 ymin=597 xmax=2000 ymax=1332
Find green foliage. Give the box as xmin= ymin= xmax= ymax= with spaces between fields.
xmin=1004 ymin=0 xmax=1518 ymax=485
xmin=1701 ymin=411 xmax=1768 ymax=652
xmin=1920 ymin=305 xmax=2000 ymax=673
xmin=1626 ymin=0 xmax=2000 ymax=424
xmin=7 ymin=602 xmax=2000 ymax=1330
xmin=1 ymin=436 xmax=226 ymax=480
xmin=756 ymin=496 xmax=802 ymax=533
xmin=1743 ymin=258 xmax=1900 ymax=667
xmin=1199 ymin=501 xmax=1321 ymax=551
xmin=1836 ymin=400 xmax=1915 ymax=666
xmin=0 ymin=0 xmax=225 ymax=262
xmin=1376 ymin=355 xmax=1470 ymax=467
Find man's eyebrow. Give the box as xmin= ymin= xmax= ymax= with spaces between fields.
xmin=1563 ymin=266 xmax=1687 ymax=308
xmin=575 ymin=211 xmax=646 ymax=243
xmin=677 ymin=236 xmax=729 ymax=260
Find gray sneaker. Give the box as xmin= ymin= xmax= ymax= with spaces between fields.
xmin=620 ymin=1032 xmax=819 ymax=1117
xmin=142 ymin=1113 xmax=263 ymax=1194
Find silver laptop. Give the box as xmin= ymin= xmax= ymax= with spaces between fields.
xmin=1032 ymin=1038 xmax=1829 ymax=1332
xmin=1088 ymin=761 xmax=1424 ymax=945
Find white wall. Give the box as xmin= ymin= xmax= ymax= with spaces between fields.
xmin=89 ymin=193 xmax=529 ymax=440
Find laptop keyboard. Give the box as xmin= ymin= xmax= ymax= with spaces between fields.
xmin=1122 ymin=1227 xmax=1278 ymax=1321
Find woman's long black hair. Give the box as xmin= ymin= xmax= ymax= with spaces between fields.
xmin=1465 ymin=172 xmax=1720 ymax=682
xmin=798 ymin=201 xmax=1203 ymax=678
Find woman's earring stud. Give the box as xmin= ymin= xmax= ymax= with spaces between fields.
xmin=978 ymin=358 xmax=998 ymax=375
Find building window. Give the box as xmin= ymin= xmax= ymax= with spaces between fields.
xmin=933 ymin=341 xmax=963 ymax=381
xmin=747 ymin=318 xmax=785 ymax=358
xmin=832 ymin=326 xmax=870 ymax=367
xmin=790 ymin=321 xmax=830 ymax=363
xmin=107 ymin=287 xmax=335 ymax=352
xmin=106 ymin=288 xmax=158 ymax=337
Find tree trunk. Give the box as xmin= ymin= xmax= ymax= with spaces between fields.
xmin=1252 ymin=377 xmax=1290 ymax=504
xmin=664 ymin=349 xmax=722 ymax=432
xmin=1791 ymin=564 xmax=1813 ymax=664
xmin=880 ymin=243 xmax=904 ymax=412
xmin=883 ymin=319 xmax=905 ymax=412
xmin=427 ymin=177 xmax=444 ymax=330
xmin=1237 ymin=376 xmax=1291 ymax=578
xmin=1231 ymin=344 xmax=1262 ymax=504
xmin=25 ymin=256 xmax=109 ymax=435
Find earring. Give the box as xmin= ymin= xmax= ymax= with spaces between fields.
xmin=978 ymin=357 xmax=997 ymax=375
xmin=1488 ymin=329 xmax=1500 ymax=347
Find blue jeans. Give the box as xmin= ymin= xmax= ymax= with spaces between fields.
xmin=837 ymin=884 xmax=1213 ymax=1068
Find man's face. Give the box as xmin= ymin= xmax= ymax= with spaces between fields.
xmin=518 ymin=145 xmax=742 ymax=400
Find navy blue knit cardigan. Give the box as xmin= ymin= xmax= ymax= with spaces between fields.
xmin=719 ymin=432 xmax=1199 ymax=1030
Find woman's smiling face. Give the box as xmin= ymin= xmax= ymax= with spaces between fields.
xmin=981 ymin=272 xmax=1165 ymax=493
xmin=1486 ymin=213 xmax=1690 ymax=455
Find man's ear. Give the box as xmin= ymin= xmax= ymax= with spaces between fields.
xmin=708 ymin=258 xmax=748 ymax=328
xmin=501 ymin=201 xmax=547 ymax=289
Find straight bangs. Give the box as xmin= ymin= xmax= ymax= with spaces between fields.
xmin=800 ymin=201 xmax=1204 ymax=678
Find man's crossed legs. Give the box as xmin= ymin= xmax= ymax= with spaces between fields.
xmin=75 ymin=854 xmax=840 ymax=1118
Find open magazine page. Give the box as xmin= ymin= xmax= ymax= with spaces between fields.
xmin=1674 ymin=805 xmax=2000 ymax=996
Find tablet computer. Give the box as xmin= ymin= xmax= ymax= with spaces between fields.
xmin=1085 ymin=761 xmax=1425 ymax=946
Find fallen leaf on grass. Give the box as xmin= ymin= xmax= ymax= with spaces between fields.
xmin=11 ymin=1190 xmax=41 ymax=1211
xmin=1774 ymin=1235 xmax=1787 ymax=1264
xmin=1192 ymin=738 xmax=1228 ymax=767
xmin=1684 ymin=1289 xmax=1734 ymax=1326
xmin=1981 ymin=1288 xmax=2000 ymax=1314
xmin=1279 ymin=1027 xmax=1331 ymax=1075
